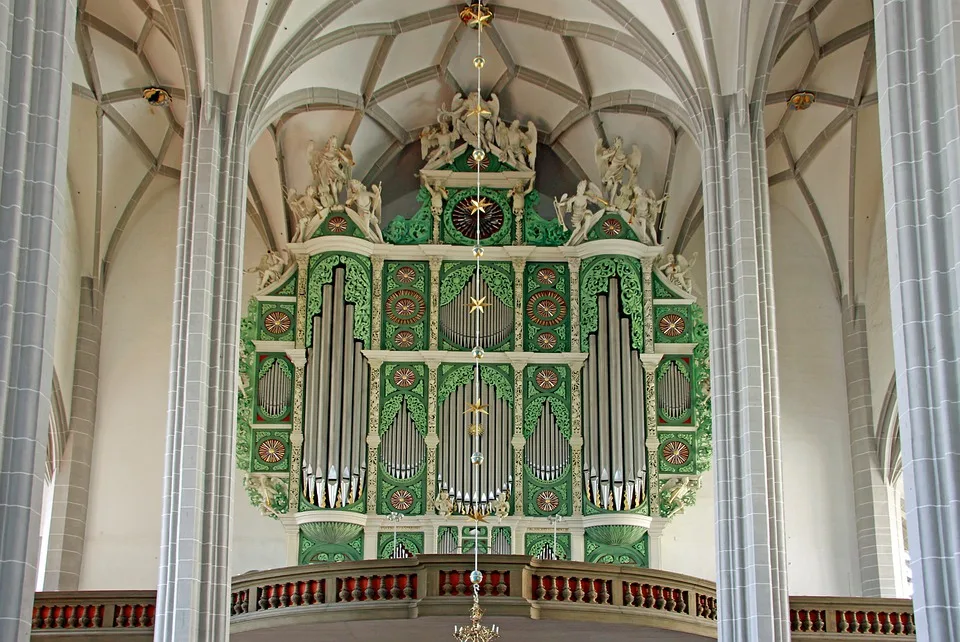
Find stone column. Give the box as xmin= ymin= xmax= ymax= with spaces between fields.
xmin=874 ymin=2 xmax=960 ymax=636
xmin=841 ymin=301 xmax=898 ymax=597
xmin=154 ymin=96 xmax=249 ymax=642
xmin=700 ymin=97 xmax=790 ymax=641
xmin=44 ymin=278 xmax=103 ymax=590
xmin=0 ymin=2 xmax=75 ymax=639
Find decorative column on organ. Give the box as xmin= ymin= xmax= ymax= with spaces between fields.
xmin=366 ymin=358 xmax=384 ymax=514
xmin=568 ymin=257 xmax=583 ymax=515
xmin=429 ymin=256 xmax=442 ymax=350
xmin=511 ymin=360 xmax=526 ymax=516
xmin=288 ymin=254 xmax=310 ymax=508
xmin=371 ymin=255 xmax=385 ymax=348
xmin=425 ymin=360 xmax=440 ymax=512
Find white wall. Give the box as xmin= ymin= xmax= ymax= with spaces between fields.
xmin=54 ymin=192 xmax=82 ymax=418
xmin=864 ymin=206 xmax=894 ymax=426
xmin=659 ymin=206 xmax=861 ymax=596
xmin=80 ymin=184 xmax=286 ymax=588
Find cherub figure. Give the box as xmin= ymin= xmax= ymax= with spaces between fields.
xmin=346 ymin=179 xmax=384 ymax=243
xmin=421 ymin=121 xmax=457 ymax=166
xmin=508 ymin=177 xmax=534 ymax=218
xmin=246 ymin=249 xmax=288 ymax=290
xmin=661 ymin=252 xmax=697 ymax=293
xmin=492 ymin=490 xmax=510 ymax=521
xmin=434 ymin=488 xmax=455 ymax=517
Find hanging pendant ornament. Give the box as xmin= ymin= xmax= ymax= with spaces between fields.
xmin=459 ymin=2 xmax=493 ymax=29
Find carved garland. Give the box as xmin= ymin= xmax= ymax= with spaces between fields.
xmin=306 ymin=253 xmax=372 ymax=347
xmin=579 ymin=256 xmax=644 ymax=352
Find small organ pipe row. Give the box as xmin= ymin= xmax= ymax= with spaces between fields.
xmin=257 ymin=360 xmax=292 ymax=418
xmin=302 ymin=267 xmax=369 ymax=509
xmin=437 ymin=380 xmax=512 ymax=513
xmin=525 ymin=401 xmax=568 ymax=481
xmin=380 ymin=399 xmax=425 ymax=479
xmin=439 ymin=274 xmax=512 ymax=349
xmin=582 ymin=278 xmax=646 ymax=511
xmin=657 ymin=360 xmax=691 ymax=420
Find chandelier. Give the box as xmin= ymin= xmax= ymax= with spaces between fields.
xmin=455 ymin=2 xmax=500 ymax=642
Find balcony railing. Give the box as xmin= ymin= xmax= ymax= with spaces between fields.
xmin=32 ymin=556 xmax=915 ymax=639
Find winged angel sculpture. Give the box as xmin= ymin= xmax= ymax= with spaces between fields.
xmin=420 ymin=91 xmax=538 ymax=170
xmin=556 ymin=136 xmax=668 ymax=246
xmin=285 ymin=135 xmax=385 ymax=244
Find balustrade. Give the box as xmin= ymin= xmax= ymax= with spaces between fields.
xmin=31 ymin=558 xmax=915 ymax=640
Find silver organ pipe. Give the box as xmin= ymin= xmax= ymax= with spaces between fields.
xmin=439 ymin=275 xmax=512 ymax=349
xmin=438 ymin=380 xmax=511 ymax=513
xmin=525 ymin=401 xmax=568 ymax=481
xmin=380 ymin=399 xmax=425 ymax=479
xmin=302 ymin=267 xmax=369 ymax=509
xmin=657 ymin=360 xmax=691 ymax=420
xmin=491 ymin=529 xmax=510 ymax=555
xmin=438 ymin=529 xmax=457 ymax=554
xmin=257 ymin=359 xmax=292 ymax=418
xmin=582 ymin=277 xmax=647 ymax=511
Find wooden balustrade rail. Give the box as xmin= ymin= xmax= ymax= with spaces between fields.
xmin=32 ymin=557 xmax=915 ymax=640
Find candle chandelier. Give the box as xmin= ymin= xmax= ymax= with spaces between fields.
xmin=456 ymin=1 xmax=500 ymax=641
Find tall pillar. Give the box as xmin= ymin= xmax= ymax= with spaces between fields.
xmin=840 ymin=301 xmax=898 ymax=597
xmin=0 ymin=2 xmax=75 ymax=639
xmin=44 ymin=278 xmax=104 ymax=590
xmin=154 ymin=95 xmax=249 ymax=642
xmin=874 ymin=2 xmax=960 ymax=636
xmin=701 ymin=97 xmax=790 ymax=641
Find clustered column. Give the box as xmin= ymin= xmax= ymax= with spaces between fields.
xmin=154 ymin=95 xmax=249 ymax=642
xmin=874 ymin=1 xmax=960 ymax=637
xmin=701 ymin=96 xmax=790 ymax=642
xmin=0 ymin=2 xmax=75 ymax=640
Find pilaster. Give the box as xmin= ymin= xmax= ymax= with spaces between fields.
xmin=425 ymin=359 xmax=440 ymax=512
xmin=428 ymin=256 xmax=442 ymax=350
xmin=568 ymin=257 xmax=581 ymax=352
xmin=366 ymin=358 xmax=384 ymax=514
xmin=0 ymin=2 xmax=75 ymax=638
xmin=44 ymin=279 xmax=103 ymax=590
xmin=841 ymin=302 xmax=897 ymax=597
xmin=639 ymin=354 xmax=663 ymax=517
xmin=875 ymin=2 xmax=960 ymax=635
xmin=370 ymin=255 xmax=384 ymax=349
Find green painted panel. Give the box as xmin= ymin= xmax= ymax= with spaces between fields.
xmin=299 ymin=522 xmax=364 ymax=564
xmin=584 ymin=526 xmax=648 ymax=567
xmin=523 ymin=262 xmax=571 ymax=353
xmin=377 ymin=531 xmax=424 ymax=559
xmin=524 ymin=532 xmax=571 ymax=560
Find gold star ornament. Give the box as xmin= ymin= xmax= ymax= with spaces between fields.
xmin=469 ymin=296 xmax=492 ymax=315
xmin=465 ymin=400 xmax=489 ymax=415
xmin=468 ymin=198 xmax=488 ymax=216
xmin=459 ymin=3 xmax=493 ymax=29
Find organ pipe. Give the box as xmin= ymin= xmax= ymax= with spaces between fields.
xmin=439 ymin=275 xmax=512 ymax=349
xmin=438 ymin=380 xmax=511 ymax=513
xmin=381 ymin=399 xmax=425 ymax=479
xmin=301 ymin=266 xmax=369 ymax=509
xmin=525 ymin=402 xmax=568 ymax=481
xmin=582 ymin=277 xmax=647 ymax=511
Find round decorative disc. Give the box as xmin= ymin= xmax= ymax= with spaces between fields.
xmin=393 ymin=367 xmax=417 ymax=388
xmin=385 ymin=289 xmax=425 ymax=325
xmin=659 ymin=313 xmax=686 ymax=337
xmin=535 ymin=369 xmax=559 ymax=390
xmin=536 ymin=332 xmax=558 ymax=350
xmin=602 ymin=218 xmax=623 ymax=236
xmin=451 ymin=195 xmax=504 ymax=240
xmin=258 ymin=439 xmax=286 ymax=464
xmin=263 ymin=310 xmax=291 ymax=335
xmin=394 ymin=330 xmax=416 ymax=349
xmin=466 ymin=150 xmax=491 ymax=171
xmin=536 ymin=268 xmax=558 ymax=286
xmin=662 ymin=440 xmax=690 ymax=466
xmin=526 ymin=290 xmax=568 ymax=327
xmin=390 ymin=489 xmax=414 ymax=511
xmin=327 ymin=216 xmax=348 ymax=233
xmin=536 ymin=490 xmax=560 ymax=513
xmin=394 ymin=265 xmax=417 ymax=284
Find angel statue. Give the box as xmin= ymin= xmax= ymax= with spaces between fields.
xmin=421 ymin=121 xmax=457 ymax=167
xmin=664 ymin=476 xmax=699 ymax=517
xmin=555 ymin=179 xmax=607 ymax=246
xmin=434 ymin=488 xmax=455 ymax=517
xmin=346 ymin=179 xmax=384 ymax=243
xmin=661 ymin=252 xmax=697 ymax=293
xmin=423 ymin=178 xmax=448 ymax=243
xmin=633 ymin=188 xmax=668 ymax=244
xmin=523 ymin=120 xmax=539 ymax=169
xmin=310 ymin=135 xmax=354 ymax=203
xmin=508 ymin=177 xmax=534 ymax=218
xmin=595 ymin=137 xmax=643 ymax=197
xmin=438 ymin=91 xmax=500 ymax=150
xmin=246 ymin=249 xmax=288 ymax=290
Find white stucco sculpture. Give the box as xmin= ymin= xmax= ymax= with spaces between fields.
xmin=247 ymin=249 xmax=289 ymax=290
xmin=346 ymin=179 xmax=384 ymax=243
xmin=556 ymin=179 xmax=607 ymax=245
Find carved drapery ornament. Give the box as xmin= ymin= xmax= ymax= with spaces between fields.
xmin=366 ymin=359 xmax=383 ymax=514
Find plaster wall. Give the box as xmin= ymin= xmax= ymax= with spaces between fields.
xmin=658 ymin=205 xmax=861 ymax=596
xmin=80 ymin=186 xmax=286 ymax=589
xmin=54 ymin=193 xmax=82 ymax=419
xmin=864 ymin=204 xmax=895 ymax=427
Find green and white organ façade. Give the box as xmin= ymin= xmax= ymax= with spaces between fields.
xmin=238 ymin=93 xmax=710 ymax=567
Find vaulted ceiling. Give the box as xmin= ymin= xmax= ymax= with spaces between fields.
xmin=68 ymin=0 xmax=880 ymax=303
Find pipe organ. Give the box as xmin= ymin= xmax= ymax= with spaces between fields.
xmin=582 ymin=278 xmax=647 ymax=512
xmin=239 ymin=124 xmax=711 ymax=568
xmin=302 ymin=266 xmax=370 ymax=509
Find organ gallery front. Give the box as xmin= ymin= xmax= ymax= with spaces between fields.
xmin=238 ymin=93 xmax=711 ymax=566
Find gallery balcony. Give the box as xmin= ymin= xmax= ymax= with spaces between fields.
xmin=32 ymin=555 xmax=915 ymax=641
